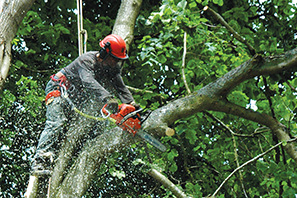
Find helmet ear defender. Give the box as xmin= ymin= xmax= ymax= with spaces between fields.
xmin=99 ymin=42 xmax=111 ymax=59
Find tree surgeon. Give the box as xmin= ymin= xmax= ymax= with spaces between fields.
xmin=31 ymin=34 xmax=139 ymax=175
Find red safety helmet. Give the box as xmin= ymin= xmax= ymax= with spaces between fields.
xmin=99 ymin=34 xmax=129 ymax=60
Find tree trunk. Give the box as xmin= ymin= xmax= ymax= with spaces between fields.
xmin=0 ymin=0 xmax=35 ymax=90
xmin=49 ymin=0 xmax=144 ymax=197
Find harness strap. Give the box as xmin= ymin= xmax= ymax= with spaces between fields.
xmin=50 ymin=74 xmax=69 ymax=89
xmin=45 ymin=90 xmax=61 ymax=104
xmin=45 ymin=72 xmax=69 ymax=104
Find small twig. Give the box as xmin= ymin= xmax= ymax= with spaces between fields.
xmin=286 ymin=81 xmax=297 ymax=92
xmin=201 ymin=22 xmax=220 ymax=28
xmin=254 ymin=126 xmax=270 ymax=134
xmin=147 ymin=168 xmax=191 ymax=198
xmin=126 ymin=85 xmax=166 ymax=99
xmin=204 ymin=111 xmax=269 ymax=137
xmin=212 ymin=138 xmax=297 ymax=197
xmin=182 ymin=31 xmax=191 ymax=94
xmin=231 ymin=134 xmax=249 ymax=198
xmin=126 ymin=85 xmax=154 ymax=94
xmin=148 ymin=184 xmax=159 ymax=196
xmin=203 ymin=6 xmax=256 ymax=56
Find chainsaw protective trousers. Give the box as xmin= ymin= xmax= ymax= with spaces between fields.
xmin=32 ymin=79 xmax=68 ymax=168
xmin=35 ymin=96 xmax=67 ymax=156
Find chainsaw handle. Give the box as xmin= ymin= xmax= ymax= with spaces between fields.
xmin=101 ymin=104 xmax=111 ymax=118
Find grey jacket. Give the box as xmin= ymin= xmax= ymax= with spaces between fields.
xmin=62 ymin=51 xmax=134 ymax=104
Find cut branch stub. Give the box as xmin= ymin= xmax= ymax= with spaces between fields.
xmin=165 ymin=127 xmax=175 ymax=136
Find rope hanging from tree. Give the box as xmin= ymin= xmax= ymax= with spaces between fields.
xmin=77 ymin=0 xmax=87 ymax=56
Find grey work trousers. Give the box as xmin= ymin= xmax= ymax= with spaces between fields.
xmin=34 ymin=78 xmax=69 ymax=159
xmin=35 ymin=96 xmax=67 ymax=157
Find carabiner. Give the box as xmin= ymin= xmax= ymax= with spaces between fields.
xmin=60 ymin=85 xmax=68 ymax=98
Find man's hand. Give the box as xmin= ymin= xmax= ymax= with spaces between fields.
xmin=130 ymin=101 xmax=140 ymax=110
xmin=106 ymin=98 xmax=119 ymax=114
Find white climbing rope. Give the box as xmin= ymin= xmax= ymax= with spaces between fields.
xmin=77 ymin=0 xmax=87 ymax=56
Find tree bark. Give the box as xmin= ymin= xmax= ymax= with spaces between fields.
xmin=112 ymin=0 xmax=143 ymax=50
xmin=0 ymin=0 xmax=35 ymax=90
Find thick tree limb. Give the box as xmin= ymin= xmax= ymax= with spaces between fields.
xmin=207 ymin=99 xmax=297 ymax=163
xmin=112 ymin=0 xmax=143 ymax=50
xmin=0 ymin=0 xmax=35 ymax=90
xmin=200 ymin=49 xmax=297 ymax=97
xmin=141 ymin=50 xmax=297 ymax=132
xmin=54 ymin=127 xmax=133 ymax=197
xmin=49 ymin=112 xmax=98 ymax=196
xmin=141 ymin=48 xmax=297 ymax=162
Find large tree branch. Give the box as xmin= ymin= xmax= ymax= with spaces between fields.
xmin=49 ymin=111 xmax=99 ymax=196
xmin=140 ymin=48 xmax=297 ymax=161
xmin=112 ymin=0 xmax=143 ymax=50
xmin=128 ymin=49 xmax=271 ymax=128
xmin=0 ymin=0 xmax=35 ymax=90
xmin=200 ymin=48 xmax=297 ymax=97
xmin=53 ymin=127 xmax=133 ymax=197
xmin=207 ymin=99 xmax=297 ymax=163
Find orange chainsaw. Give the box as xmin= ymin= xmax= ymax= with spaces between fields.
xmin=101 ymin=103 xmax=166 ymax=152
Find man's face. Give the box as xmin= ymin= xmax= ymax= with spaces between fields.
xmin=102 ymin=55 xmax=123 ymax=69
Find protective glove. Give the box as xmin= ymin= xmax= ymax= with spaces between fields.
xmin=106 ymin=98 xmax=119 ymax=114
xmin=130 ymin=101 xmax=140 ymax=110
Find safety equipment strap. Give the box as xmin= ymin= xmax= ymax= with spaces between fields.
xmin=50 ymin=74 xmax=68 ymax=87
xmin=45 ymin=90 xmax=61 ymax=104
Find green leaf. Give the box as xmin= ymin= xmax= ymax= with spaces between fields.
xmin=177 ymin=0 xmax=187 ymax=10
xmin=167 ymin=149 xmax=179 ymax=161
xmin=218 ymin=0 xmax=224 ymax=6
xmin=159 ymin=54 xmax=167 ymax=63
xmin=189 ymin=2 xmax=197 ymax=8
xmin=169 ymin=163 xmax=178 ymax=172
xmin=185 ymin=129 xmax=198 ymax=144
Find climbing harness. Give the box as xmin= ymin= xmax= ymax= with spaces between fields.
xmin=45 ymin=73 xmax=111 ymax=122
xmin=77 ymin=0 xmax=87 ymax=56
